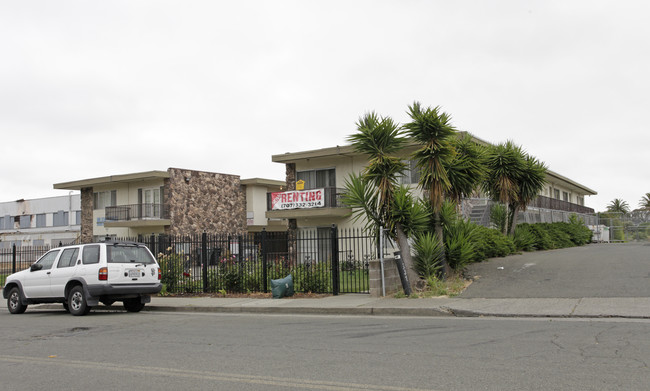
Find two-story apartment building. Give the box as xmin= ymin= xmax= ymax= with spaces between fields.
xmin=267 ymin=139 xmax=598 ymax=238
xmin=54 ymin=168 xmax=285 ymax=243
xmin=0 ymin=195 xmax=81 ymax=248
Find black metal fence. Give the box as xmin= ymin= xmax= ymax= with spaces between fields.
xmin=138 ymin=226 xmax=374 ymax=295
xmin=0 ymin=245 xmax=52 ymax=276
xmin=0 ymin=227 xmax=375 ymax=295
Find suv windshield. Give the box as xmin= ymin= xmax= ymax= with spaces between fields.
xmin=107 ymin=245 xmax=156 ymax=264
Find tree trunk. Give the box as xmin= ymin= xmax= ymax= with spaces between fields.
xmin=395 ymin=223 xmax=422 ymax=294
xmin=502 ymin=203 xmax=510 ymax=236
xmin=508 ymin=204 xmax=519 ymax=236
xmin=435 ymin=221 xmax=452 ymax=279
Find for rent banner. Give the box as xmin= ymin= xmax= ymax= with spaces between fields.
xmin=271 ymin=189 xmax=325 ymax=210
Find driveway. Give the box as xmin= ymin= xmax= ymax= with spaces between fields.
xmin=460 ymin=242 xmax=650 ymax=298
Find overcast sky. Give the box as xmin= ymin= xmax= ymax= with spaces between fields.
xmin=1 ymin=1 xmax=647 ymax=212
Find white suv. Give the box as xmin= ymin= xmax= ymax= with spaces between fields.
xmin=3 ymin=240 xmax=162 ymax=316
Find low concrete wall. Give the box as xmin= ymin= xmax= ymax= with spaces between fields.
xmin=369 ymin=258 xmax=402 ymax=297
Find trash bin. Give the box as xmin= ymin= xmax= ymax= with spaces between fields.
xmin=270 ymin=274 xmax=294 ymax=299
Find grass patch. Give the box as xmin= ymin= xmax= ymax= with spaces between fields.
xmin=393 ymin=274 xmax=470 ymax=298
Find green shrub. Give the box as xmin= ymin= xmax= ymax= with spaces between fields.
xmin=157 ymin=251 xmax=186 ymax=292
xmin=566 ymin=215 xmax=593 ymax=245
xmin=413 ymin=232 xmax=443 ymax=279
xmin=527 ymin=223 xmax=555 ymax=250
xmin=444 ymin=218 xmax=480 ymax=270
xmin=293 ymin=263 xmax=330 ymax=293
xmin=513 ymin=224 xmax=536 ymax=251
xmin=474 ymin=225 xmax=516 ymax=261
xmin=489 ymin=203 xmax=507 ymax=233
xmin=223 ymin=269 xmax=242 ymax=292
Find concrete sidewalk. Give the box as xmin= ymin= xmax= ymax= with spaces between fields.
xmin=134 ymin=294 xmax=650 ymax=319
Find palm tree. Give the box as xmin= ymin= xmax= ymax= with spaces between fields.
xmin=444 ymin=133 xmax=487 ymax=206
xmin=508 ymin=154 xmax=547 ymax=235
xmin=344 ymin=112 xmax=421 ymax=293
xmin=346 ymin=112 xmax=406 ymax=224
xmin=639 ymin=193 xmax=650 ymax=210
xmin=607 ymin=198 xmax=630 ymax=215
xmin=483 ymin=141 xmax=525 ymax=235
xmin=403 ymin=102 xmax=457 ymax=278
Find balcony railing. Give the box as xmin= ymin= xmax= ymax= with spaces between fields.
xmin=529 ymin=195 xmax=594 ymax=214
xmin=267 ymin=187 xmax=347 ymax=211
xmin=105 ymin=203 xmax=169 ymax=222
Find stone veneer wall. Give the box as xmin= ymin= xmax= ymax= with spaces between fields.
xmin=166 ymin=168 xmax=246 ymax=235
xmin=80 ymin=187 xmax=94 ymax=243
xmin=286 ymin=163 xmax=296 ymax=190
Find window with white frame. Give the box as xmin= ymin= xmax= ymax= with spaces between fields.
xmin=297 ymin=168 xmax=336 ymax=189
xmin=398 ymin=160 xmax=420 ymax=185
xmin=94 ymin=190 xmax=117 ymax=210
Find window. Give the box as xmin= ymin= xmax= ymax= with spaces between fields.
xmin=75 ymin=211 xmax=81 ymax=225
xmin=139 ymin=187 xmax=162 ymax=218
xmin=36 ymin=214 xmax=46 ymax=228
xmin=554 ymin=189 xmax=560 ymax=199
xmin=0 ymin=217 xmax=3 ymax=230
xmin=577 ymin=196 xmax=584 ymax=206
xmin=94 ymin=190 xmax=117 ymax=210
xmin=53 ymin=211 xmax=69 ymax=227
xmin=3 ymin=215 xmax=12 ymax=230
xmin=297 ymin=168 xmax=336 ymax=189
xmin=19 ymin=215 xmax=31 ymax=229
xmin=107 ymin=245 xmax=156 ymax=264
xmin=58 ymin=248 xmax=79 ymax=268
xmin=399 ymin=160 xmax=420 ymax=185
xmin=36 ymin=250 xmax=60 ymax=270
xmin=33 ymin=239 xmax=45 ymax=247
xmin=82 ymin=245 xmax=100 ymax=264
xmin=563 ymin=192 xmax=569 ymax=202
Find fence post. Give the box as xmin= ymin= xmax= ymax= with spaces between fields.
xmin=149 ymin=234 xmax=156 ymax=256
xmin=237 ymin=234 xmax=244 ymax=293
xmin=261 ymin=229 xmax=268 ymax=292
xmin=202 ymin=232 xmax=208 ymax=292
xmin=12 ymin=243 xmax=17 ymax=274
xmin=331 ymin=224 xmax=339 ymax=296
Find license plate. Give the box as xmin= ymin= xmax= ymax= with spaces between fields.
xmin=128 ymin=269 xmax=141 ymax=278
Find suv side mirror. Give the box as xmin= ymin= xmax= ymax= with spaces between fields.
xmin=30 ymin=263 xmax=43 ymax=272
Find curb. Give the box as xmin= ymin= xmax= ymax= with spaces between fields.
xmin=17 ymin=303 xmax=650 ymax=320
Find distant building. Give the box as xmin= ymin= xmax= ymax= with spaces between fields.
xmin=0 ymin=195 xmax=81 ymax=248
xmin=54 ymin=168 xmax=284 ymax=243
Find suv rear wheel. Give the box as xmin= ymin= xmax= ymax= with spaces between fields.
xmin=123 ymin=298 xmax=145 ymax=312
xmin=7 ymin=287 xmax=27 ymax=314
xmin=68 ymin=286 xmax=91 ymax=316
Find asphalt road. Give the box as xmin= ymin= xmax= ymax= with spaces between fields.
xmin=460 ymin=242 xmax=650 ymax=298
xmin=1 ymin=310 xmax=650 ymax=390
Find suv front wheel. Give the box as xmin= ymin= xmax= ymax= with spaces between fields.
xmin=68 ymin=286 xmax=91 ymax=316
xmin=7 ymin=287 xmax=27 ymax=314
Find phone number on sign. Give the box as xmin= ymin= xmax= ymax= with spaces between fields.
xmin=280 ymin=201 xmax=323 ymax=209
